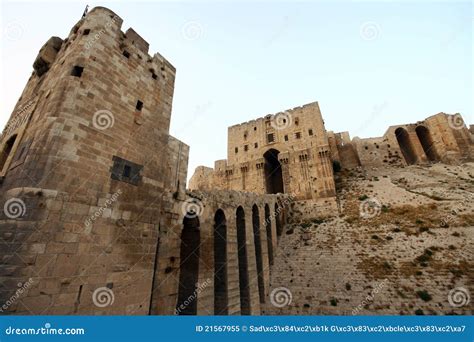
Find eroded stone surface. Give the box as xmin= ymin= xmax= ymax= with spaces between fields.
xmin=0 ymin=6 xmax=472 ymax=317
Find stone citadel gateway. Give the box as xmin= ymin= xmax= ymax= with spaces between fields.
xmin=0 ymin=7 xmax=473 ymax=315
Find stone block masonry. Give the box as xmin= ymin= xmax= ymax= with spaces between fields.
xmin=190 ymin=102 xmax=337 ymax=201
xmin=1 ymin=5 xmax=472 ymax=317
xmin=0 ymin=6 xmax=184 ymax=315
xmin=0 ymin=7 xmax=290 ymax=316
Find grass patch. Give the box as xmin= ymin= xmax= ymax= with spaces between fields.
xmin=416 ymin=290 xmax=432 ymax=302
xmin=414 ymin=309 xmax=424 ymax=315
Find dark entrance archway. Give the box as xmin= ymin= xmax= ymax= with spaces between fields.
xmin=236 ymin=206 xmax=250 ymax=315
xmin=252 ymin=205 xmax=265 ymax=304
xmin=415 ymin=126 xmax=439 ymax=162
xmin=176 ymin=216 xmax=200 ymax=315
xmin=213 ymin=209 xmax=228 ymax=315
xmin=264 ymin=149 xmax=284 ymax=194
xmin=264 ymin=204 xmax=273 ymax=266
xmin=395 ymin=127 xmax=417 ymax=165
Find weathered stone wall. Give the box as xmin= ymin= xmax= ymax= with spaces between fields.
xmin=190 ymin=102 xmax=336 ymax=201
xmin=188 ymin=166 xmax=214 ymax=191
xmin=166 ymin=136 xmax=189 ymax=198
xmin=1 ymin=5 xmax=471 ymax=318
xmin=346 ymin=113 xmax=473 ymax=169
xmin=288 ymin=198 xmax=339 ymax=222
xmin=0 ymin=8 xmax=292 ymax=316
xmin=328 ymin=131 xmax=360 ymax=170
xmin=150 ymin=190 xmax=289 ymax=315
xmin=353 ymin=136 xmax=404 ymax=168
xmin=0 ymin=6 xmax=186 ymax=315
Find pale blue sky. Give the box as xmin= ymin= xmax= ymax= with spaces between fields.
xmin=1 ymin=0 xmax=472 ymax=181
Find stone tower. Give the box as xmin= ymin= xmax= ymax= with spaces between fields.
xmin=0 ymin=7 xmax=189 ymax=314
xmin=190 ymin=102 xmax=337 ymax=201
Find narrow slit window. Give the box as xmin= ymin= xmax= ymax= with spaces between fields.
xmin=123 ymin=50 xmax=130 ymax=58
xmin=136 ymin=100 xmax=143 ymax=111
xmin=123 ymin=165 xmax=131 ymax=178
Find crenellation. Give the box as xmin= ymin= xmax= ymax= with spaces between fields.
xmin=0 ymin=6 xmax=472 ymax=318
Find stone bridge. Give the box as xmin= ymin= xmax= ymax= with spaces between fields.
xmin=151 ymin=190 xmax=291 ymax=315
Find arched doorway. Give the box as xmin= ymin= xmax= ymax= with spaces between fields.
xmin=213 ymin=209 xmax=228 ymax=315
xmin=264 ymin=204 xmax=273 ymax=266
xmin=395 ymin=127 xmax=417 ymax=165
xmin=275 ymin=203 xmax=283 ymax=237
xmin=415 ymin=126 xmax=439 ymax=162
xmin=264 ymin=149 xmax=284 ymax=194
xmin=236 ymin=206 xmax=250 ymax=315
xmin=176 ymin=216 xmax=200 ymax=315
xmin=252 ymin=205 xmax=265 ymax=304
xmin=0 ymin=135 xmax=17 ymax=173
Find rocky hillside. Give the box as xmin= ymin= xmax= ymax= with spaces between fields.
xmin=264 ymin=163 xmax=473 ymax=315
